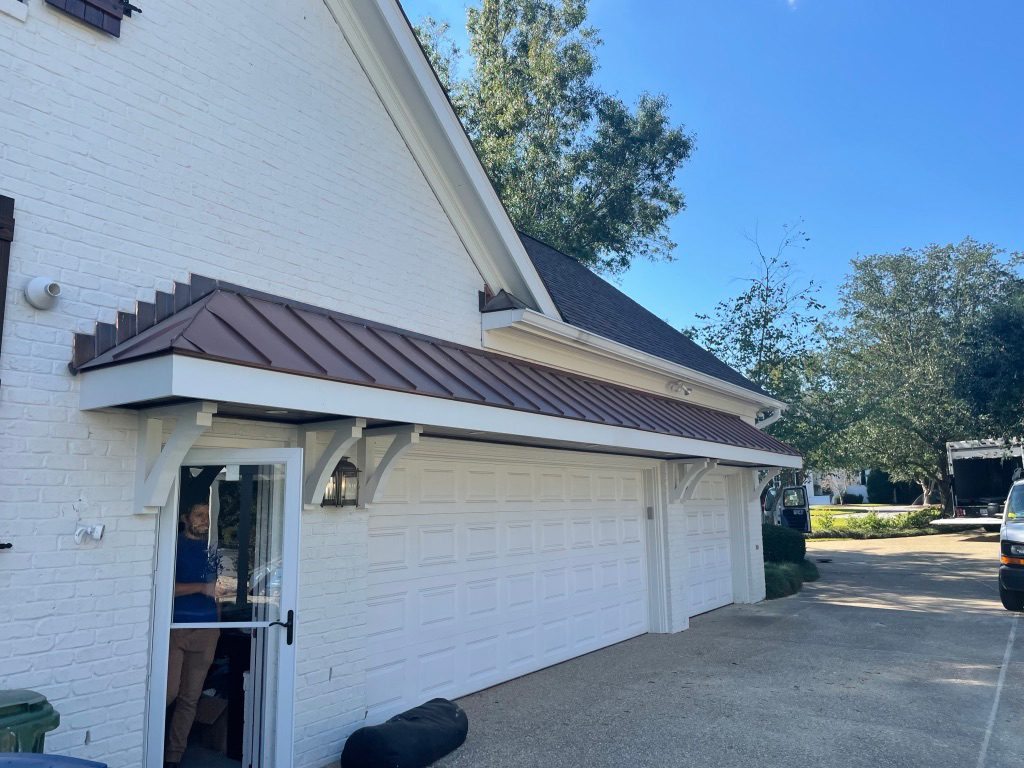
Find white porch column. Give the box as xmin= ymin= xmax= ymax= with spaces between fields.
xmin=728 ymin=470 xmax=767 ymax=604
xmin=661 ymin=460 xmax=692 ymax=633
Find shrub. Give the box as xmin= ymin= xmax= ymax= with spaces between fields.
xmin=816 ymin=511 xmax=836 ymax=531
xmin=799 ymin=558 xmax=820 ymax=582
xmin=765 ymin=562 xmax=804 ymax=599
xmin=762 ymin=524 xmax=806 ymax=564
xmin=903 ymin=506 xmax=942 ymax=528
xmin=841 ymin=492 xmax=865 ymax=504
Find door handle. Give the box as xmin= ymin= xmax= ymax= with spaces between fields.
xmin=270 ymin=609 xmax=294 ymax=646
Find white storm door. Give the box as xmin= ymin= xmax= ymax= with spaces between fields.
xmin=148 ymin=447 xmax=301 ymax=768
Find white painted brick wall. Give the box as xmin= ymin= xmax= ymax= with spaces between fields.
xmin=0 ymin=0 xmax=486 ymax=762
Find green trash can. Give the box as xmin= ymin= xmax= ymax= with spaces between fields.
xmin=0 ymin=691 xmax=60 ymax=753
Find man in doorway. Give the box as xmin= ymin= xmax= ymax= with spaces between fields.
xmin=166 ymin=501 xmax=220 ymax=768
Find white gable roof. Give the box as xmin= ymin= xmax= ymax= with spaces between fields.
xmin=324 ymin=0 xmax=561 ymax=318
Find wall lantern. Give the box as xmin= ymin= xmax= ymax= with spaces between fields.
xmin=322 ymin=459 xmax=359 ymax=507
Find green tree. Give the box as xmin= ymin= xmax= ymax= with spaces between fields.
xmin=958 ymin=280 xmax=1024 ymax=438
xmin=685 ymin=222 xmax=823 ymax=403
xmin=829 ymin=238 xmax=1022 ymax=512
xmin=415 ymin=0 xmax=694 ymax=274
xmin=684 ymin=221 xmax=832 ymax=463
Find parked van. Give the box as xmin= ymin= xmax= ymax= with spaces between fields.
xmin=998 ymin=480 xmax=1024 ymax=610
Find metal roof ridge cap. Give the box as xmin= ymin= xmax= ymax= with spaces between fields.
xmin=165 ymin=290 xmax=224 ymax=350
xmin=483 ymin=307 xmax=787 ymax=410
xmin=70 ymin=293 xmax=217 ymax=374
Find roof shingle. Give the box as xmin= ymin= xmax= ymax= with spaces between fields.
xmin=519 ymin=234 xmax=772 ymax=398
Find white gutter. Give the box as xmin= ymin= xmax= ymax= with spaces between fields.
xmin=482 ymin=308 xmax=788 ymax=412
xmin=754 ymin=409 xmax=785 ymax=431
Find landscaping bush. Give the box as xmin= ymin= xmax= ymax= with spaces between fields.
xmin=799 ymin=558 xmax=820 ymax=582
xmin=816 ymin=510 xmax=836 ymax=531
xmin=841 ymin=492 xmax=865 ymax=504
xmin=902 ymin=506 xmax=943 ymax=528
xmin=762 ymin=524 xmax=806 ymax=563
xmin=765 ymin=562 xmax=804 ymax=599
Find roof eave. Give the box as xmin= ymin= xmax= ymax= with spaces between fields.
xmin=77 ymin=354 xmax=802 ymax=467
xmin=482 ymin=307 xmax=788 ymax=411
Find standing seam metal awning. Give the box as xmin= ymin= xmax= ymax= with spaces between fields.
xmin=69 ymin=278 xmax=799 ymax=458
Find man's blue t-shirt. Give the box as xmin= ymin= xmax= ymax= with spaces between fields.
xmin=173 ymin=534 xmax=219 ymax=623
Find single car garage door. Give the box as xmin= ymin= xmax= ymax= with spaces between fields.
xmin=685 ymin=474 xmax=734 ymax=617
xmin=363 ymin=443 xmax=649 ymax=721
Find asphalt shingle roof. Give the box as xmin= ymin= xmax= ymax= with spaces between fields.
xmin=519 ymin=234 xmax=772 ymax=399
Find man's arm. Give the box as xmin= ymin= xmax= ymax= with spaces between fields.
xmin=174 ymin=582 xmax=216 ymax=597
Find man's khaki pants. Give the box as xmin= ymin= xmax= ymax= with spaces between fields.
xmin=166 ymin=628 xmax=219 ymax=763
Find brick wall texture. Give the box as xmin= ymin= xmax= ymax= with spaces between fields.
xmin=0 ymin=0 xmax=484 ymax=764
xmin=0 ymin=2 xmax=769 ymax=766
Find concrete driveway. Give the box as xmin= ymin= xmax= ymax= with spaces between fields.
xmin=435 ymin=532 xmax=1022 ymax=768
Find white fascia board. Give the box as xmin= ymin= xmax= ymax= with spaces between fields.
xmin=327 ymin=0 xmax=560 ymax=319
xmin=77 ymin=356 xmax=802 ymax=469
xmin=482 ymin=308 xmax=788 ymax=411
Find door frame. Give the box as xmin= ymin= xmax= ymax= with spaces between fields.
xmin=145 ymin=447 xmax=303 ymax=768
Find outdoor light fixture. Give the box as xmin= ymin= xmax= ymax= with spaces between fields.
xmin=322 ymin=458 xmax=359 ymax=507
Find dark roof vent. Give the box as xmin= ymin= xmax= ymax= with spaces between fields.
xmin=481 ymin=289 xmax=531 ymax=313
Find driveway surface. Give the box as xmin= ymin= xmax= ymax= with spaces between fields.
xmin=434 ymin=532 xmax=1022 ymax=768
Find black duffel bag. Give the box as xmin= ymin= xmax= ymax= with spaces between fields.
xmin=340 ymin=698 xmax=469 ymax=768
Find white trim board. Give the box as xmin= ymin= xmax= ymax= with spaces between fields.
xmin=483 ymin=308 xmax=787 ymax=411
xmin=78 ymin=355 xmax=802 ymax=469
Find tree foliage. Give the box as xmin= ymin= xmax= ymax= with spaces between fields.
xmin=685 ymin=221 xmax=823 ymax=402
xmin=414 ymin=0 xmax=694 ymax=274
xmin=957 ymin=280 xmax=1024 ymax=438
xmin=684 ymin=221 xmax=832 ymax=461
xmin=826 ymin=238 xmax=1023 ymax=511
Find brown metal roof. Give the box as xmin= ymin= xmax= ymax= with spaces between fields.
xmin=70 ymin=277 xmax=799 ymax=458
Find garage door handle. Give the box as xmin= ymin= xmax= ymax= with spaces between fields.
xmin=270 ymin=609 xmax=294 ymax=646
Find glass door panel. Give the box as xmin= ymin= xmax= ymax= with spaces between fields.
xmin=164 ymin=461 xmax=295 ymax=768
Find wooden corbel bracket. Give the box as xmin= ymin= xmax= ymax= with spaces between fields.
xmin=751 ymin=468 xmax=782 ymax=504
xmin=356 ymin=424 xmax=423 ymax=506
xmin=134 ymin=401 xmax=217 ymax=515
xmin=669 ymin=458 xmax=719 ymax=504
xmin=299 ymin=418 xmax=366 ymax=509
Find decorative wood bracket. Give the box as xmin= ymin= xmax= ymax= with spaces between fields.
xmin=751 ymin=468 xmax=782 ymax=504
xmin=356 ymin=424 xmax=423 ymax=506
xmin=299 ymin=418 xmax=366 ymax=509
xmin=134 ymin=401 xmax=217 ymax=514
xmin=669 ymin=458 xmax=719 ymax=504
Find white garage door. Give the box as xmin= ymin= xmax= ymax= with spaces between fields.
xmin=685 ymin=474 xmax=733 ymax=617
xmin=363 ymin=445 xmax=648 ymax=721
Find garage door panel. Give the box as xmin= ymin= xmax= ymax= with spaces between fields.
xmin=366 ymin=453 xmax=648 ymax=722
xmin=685 ymin=494 xmax=734 ymax=617
xmin=367 ymin=585 xmax=645 ymax=714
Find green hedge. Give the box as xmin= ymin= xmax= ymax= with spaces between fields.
xmin=765 ymin=558 xmax=820 ymax=599
xmin=765 ymin=562 xmax=804 ymax=599
xmin=799 ymin=558 xmax=820 ymax=582
xmin=762 ymin=524 xmax=806 ymax=563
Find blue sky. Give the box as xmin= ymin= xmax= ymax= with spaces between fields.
xmin=402 ymin=0 xmax=1024 ymax=328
